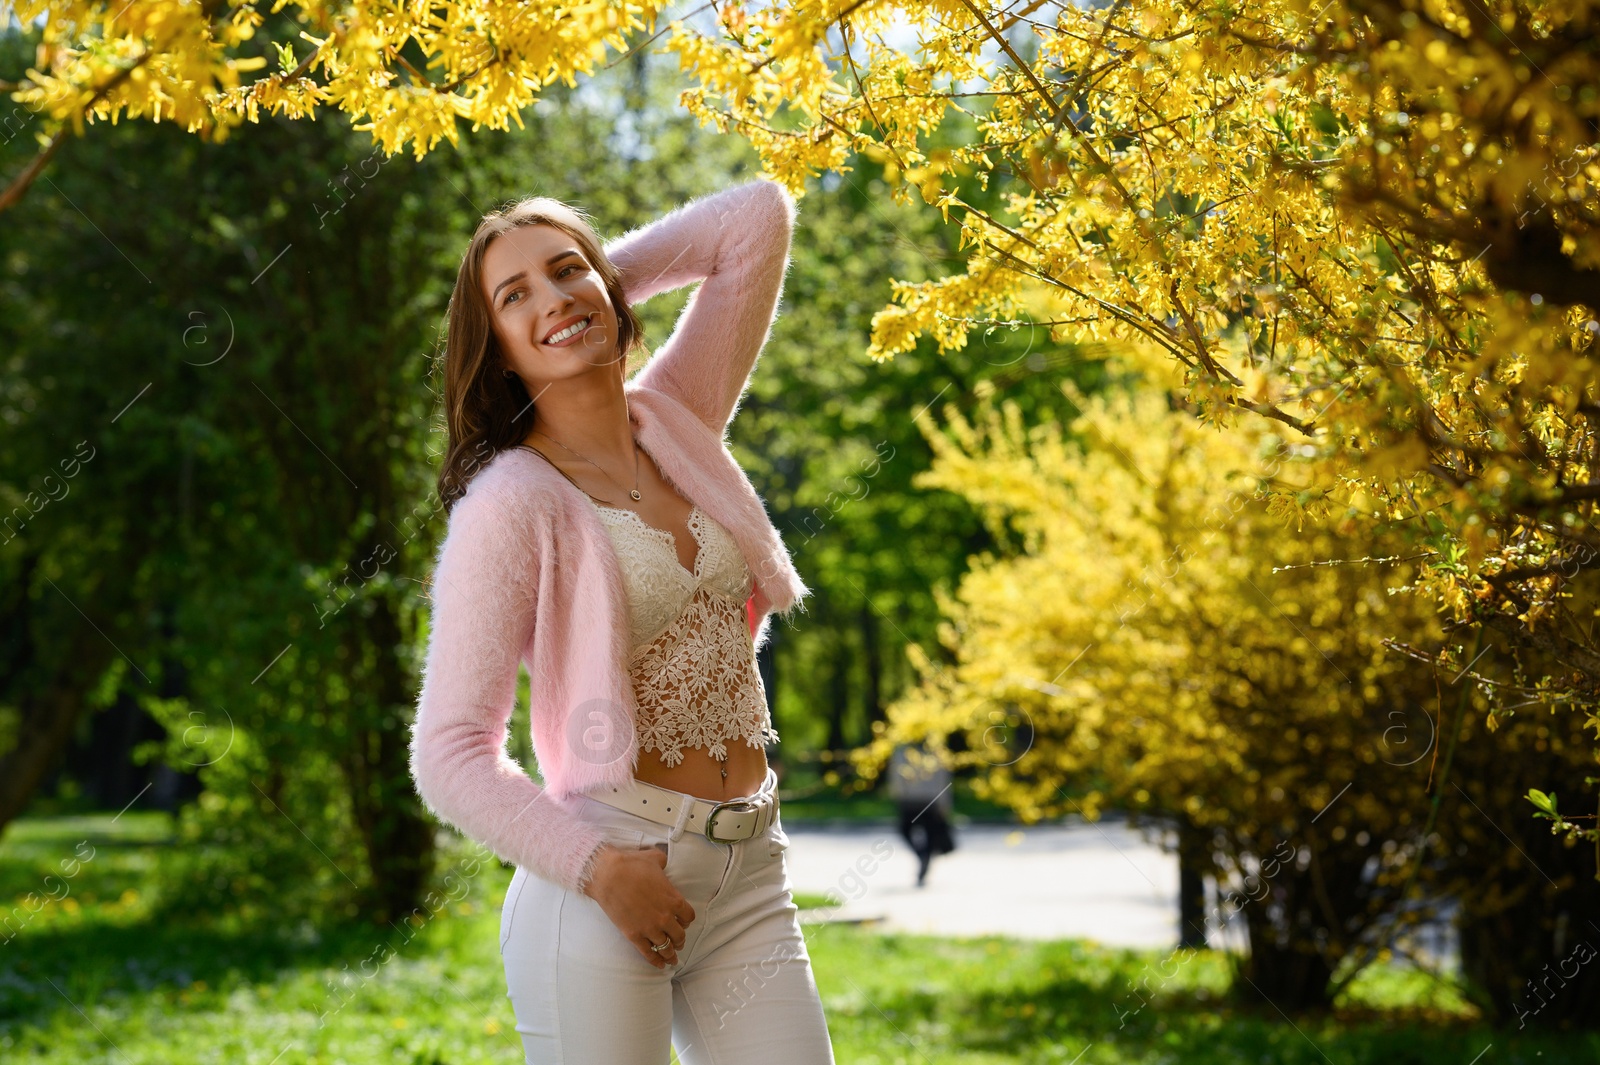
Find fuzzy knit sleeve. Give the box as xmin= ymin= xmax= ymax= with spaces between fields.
xmin=606 ymin=177 xmax=796 ymax=438
xmin=408 ymin=478 xmax=613 ymax=895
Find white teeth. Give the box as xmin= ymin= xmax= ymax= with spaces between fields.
xmin=547 ymin=315 xmax=591 ymax=344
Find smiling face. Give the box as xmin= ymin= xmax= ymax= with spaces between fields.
xmin=480 ymin=221 xmax=621 ymax=383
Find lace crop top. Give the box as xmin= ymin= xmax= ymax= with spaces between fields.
xmin=591 ymin=500 xmax=780 ymax=768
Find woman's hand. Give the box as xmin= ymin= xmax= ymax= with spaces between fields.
xmin=581 ymin=843 xmax=696 ymax=969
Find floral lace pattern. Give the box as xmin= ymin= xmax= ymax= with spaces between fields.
xmin=593 ymin=502 xmax=778 ymax=767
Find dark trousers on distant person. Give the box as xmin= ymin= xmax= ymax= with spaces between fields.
xmin=896 ymin=799 xmax=955 ymax=887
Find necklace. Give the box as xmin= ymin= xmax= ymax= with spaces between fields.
xmin=530 ymin=426 xmax=643 ymax=503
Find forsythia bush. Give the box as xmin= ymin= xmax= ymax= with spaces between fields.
xmin=855 ymin=354 xmax=1600 ymax=1015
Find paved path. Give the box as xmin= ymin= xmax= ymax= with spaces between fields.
xmin=782 ymin=817 xmax=1186 ymax=949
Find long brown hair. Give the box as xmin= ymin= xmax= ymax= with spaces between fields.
xmin=435 ymin=198 xmax=646 ymax=512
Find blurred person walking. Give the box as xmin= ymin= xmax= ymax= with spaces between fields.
xmin=888 ymin=741 xmax=957 ymax=888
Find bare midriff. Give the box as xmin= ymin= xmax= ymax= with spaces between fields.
xmin=634 ymin=743 xmax=769 ymax=802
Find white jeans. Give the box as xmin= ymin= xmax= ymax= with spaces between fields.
xmin=499 ymin=768 xmax=836 ymax=1064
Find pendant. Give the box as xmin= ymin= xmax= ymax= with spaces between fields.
xmin=631 ymin=489 xmax=642 ymax=500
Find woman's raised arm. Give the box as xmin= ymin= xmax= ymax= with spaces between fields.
xmin=408 ymin=480 xmax=613 ymax=895
xmin=604 ymin=178 xmax=796 ymax=437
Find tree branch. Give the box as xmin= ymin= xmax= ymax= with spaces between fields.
xmin=0 ymin=45 xmax=155 ymax=215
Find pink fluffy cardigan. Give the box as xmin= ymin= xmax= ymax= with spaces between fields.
xmin=408 ymin=179 xmax=810 ymax=896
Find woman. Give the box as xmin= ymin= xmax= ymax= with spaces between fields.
xmin=409 ymin=177 xmax=835 ymax=1063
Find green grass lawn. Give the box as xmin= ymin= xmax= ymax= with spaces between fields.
xmin=1 ymin=813 xmax=1595 ymax=1063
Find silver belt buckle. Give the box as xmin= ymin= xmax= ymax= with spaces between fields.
xmin=705 ymin=799 xmax=760 ymax=843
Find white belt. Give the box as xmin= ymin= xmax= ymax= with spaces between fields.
xmin=588 ymin=775 xmax=779 ymax=844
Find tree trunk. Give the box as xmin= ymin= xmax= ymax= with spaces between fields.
xmin=825 ymin=636 xmax=851 ymax=754
xmin=1229 ymin=836 xmax=1372 ymax=1012
xmin=861 ymin=604 xmax=884 ymax=729
xmin=0 ymin=552 xmax=122 ymax=834
xmin=1176 ymin=818 xmax=1210 ymax=950
xmin=1237 ymin=896 xmax=1337 ymax=1011
xmin=343 ymin=595 xmax=435 ymax=926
